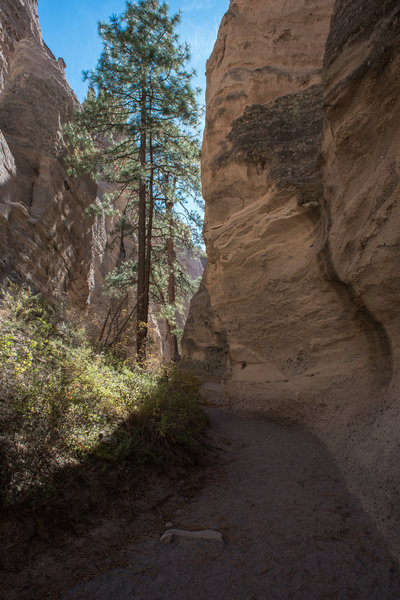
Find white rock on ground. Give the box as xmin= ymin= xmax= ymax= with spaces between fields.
xmin=160 ymin=528 xmax=223 ymax=544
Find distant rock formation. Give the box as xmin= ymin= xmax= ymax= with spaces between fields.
xmin=181 ymin=0 xmax=400 ymax=556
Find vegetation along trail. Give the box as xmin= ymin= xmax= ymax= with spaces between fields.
xmin=60 ymin=408 xmax=400 ymax=599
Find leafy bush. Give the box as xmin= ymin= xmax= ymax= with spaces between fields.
xmin=0 ymin=285 xmax=208 ymax=512
xmin=103 ymin=370 xmax=209 ymax=466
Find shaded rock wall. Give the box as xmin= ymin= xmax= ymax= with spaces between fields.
xmin=182 ymin=0 xmax=400 ymax=555
xmin=0 ymin=38 xmax=90 ymax=303
xmin=0 ymin=1 xmax=119 ymax=306
xmin=180 ymin=280 xmax=229 ymax=389
xmin=322 ymin=0 xmax=400 ymax=554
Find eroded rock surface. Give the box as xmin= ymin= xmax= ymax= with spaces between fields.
xmin=0 ymin=37 xmax=94 ymax=302
xmin=182 ymin=0 xmax=400 ymax=555
xmin=0 ymin=0 xmax=41 ymax=91
xmin=322 ymin=0 xmax=400 ymax=554
xmin=0 ymin=1 xmax=121 ymax=306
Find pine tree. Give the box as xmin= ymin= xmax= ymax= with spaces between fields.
xmin=64 ymin=0 xmax=202 ymax=364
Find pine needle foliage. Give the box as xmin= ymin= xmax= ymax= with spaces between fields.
xmin=64 ymin=0 xmax=203 ymax=364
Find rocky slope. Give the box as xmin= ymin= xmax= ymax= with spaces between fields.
xmin=182 ymin=0 xmax=400 ymax=556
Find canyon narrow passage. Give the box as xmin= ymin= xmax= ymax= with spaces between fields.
xmin=62 ymin=409 xmax=400 ymax=600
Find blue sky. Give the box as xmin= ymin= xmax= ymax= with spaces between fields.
xmin=37 ymin=0 xmax=229 ymax=104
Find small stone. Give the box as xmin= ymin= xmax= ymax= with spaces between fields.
xmin=160 ymin=528 xmax=223 ymax=544
xmin=165 ymin=522 xmax=174 ymax=529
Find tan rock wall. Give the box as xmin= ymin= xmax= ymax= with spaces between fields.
xmin=0 ymin=37 xmax=96 ymax=304
xmin=182 ymin=0 xmax=400 ymax=556
xmin=0 ymin=0 xmax=42 ymax=91
xmin=322 ymin=0 xmax=400 ymax=555
xmin=196 ymin=0 xmax=361 ymax=420
xmin=0 ymin=3 xmax=119 ymax=307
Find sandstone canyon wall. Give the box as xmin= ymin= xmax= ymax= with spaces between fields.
xmin=182 ymin=0 xmax=400 ymax=555
xmin=0 ymin=0 xmax=41 ymax=91
xmin=0 ymin=0 xmax=118 ymax=306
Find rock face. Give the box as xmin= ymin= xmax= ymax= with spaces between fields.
xmin=0 ymin=0 xmax=41 ymax=91
xmin=182 ymin=0 xmax=400 ymax=555
xmin=0 ymin=0 xmax=118 ymax=305
xmin=322 ymin=0 xmax=400 ymax=554
xmin=184 ymin=0 xmax=342 ymax=408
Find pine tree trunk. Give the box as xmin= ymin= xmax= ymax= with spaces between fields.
xmin=136 ymin=178 xmax=147 ymax=364
xmin=145 ymin=132 xmax=154 ymax=332
xmin=136 ymin=95 xmax=148 ymax=365
xmin=166 ymin=200 xmax=180 ymax=363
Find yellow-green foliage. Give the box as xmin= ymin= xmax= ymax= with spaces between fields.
xmin=0 ymin=285 xmax=208 ymax=509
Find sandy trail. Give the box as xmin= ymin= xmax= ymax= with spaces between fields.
xmin=61 ymin=408 xmax=400 ymax=599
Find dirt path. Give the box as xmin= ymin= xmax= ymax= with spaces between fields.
xmin=59 ymin=408 xmax=400 ymax=599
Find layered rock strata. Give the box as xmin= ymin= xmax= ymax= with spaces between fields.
xmin=0 ymin=0 xmax=41 ymax=91
xmin=0 ymin=0 xmax=118 ymax=305
xmin=322 ymin=0 xmax=400 ymax=553
xmin=184 ymin=0 xmax=342 ymax=410
xmin=182 ymin=0 xmax=400 ymax=554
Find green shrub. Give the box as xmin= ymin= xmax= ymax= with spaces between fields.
xmin=99 ymin=370 xmax=209 ymax=466
xmin=0 ymin=285 xmax=208 ymax=511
